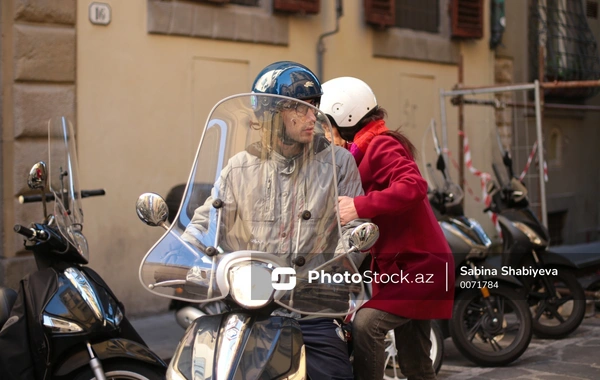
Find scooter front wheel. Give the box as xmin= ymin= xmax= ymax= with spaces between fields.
xmin=449 ymin=287 xmax=532 ymax=367
xmin=72 ymin=359 xmax=165 ymax=380
xmin=525 ymin=267 xmax=586 ymax=339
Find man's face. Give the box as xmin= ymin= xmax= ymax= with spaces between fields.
xmin=280 ymin=99 xmax=319 ymax=144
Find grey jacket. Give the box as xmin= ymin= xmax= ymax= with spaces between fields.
xmin=182 ymin=138 xmax=368 ymax=268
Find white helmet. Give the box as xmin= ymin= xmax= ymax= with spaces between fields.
xmin=320 ymin=77 xmax=378 ymax=129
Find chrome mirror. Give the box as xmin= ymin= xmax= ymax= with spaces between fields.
xmin=28 ymin=161 xmax=48 ymax=190
xmin=349 ymin=222 xmax=379 ymax=252
xmin=136 ymin=193 xmax=170 ymax=229
xmin=27 ymin=161 xmax=49 ymax=218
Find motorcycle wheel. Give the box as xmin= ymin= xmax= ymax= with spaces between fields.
xmin=524 ymin=267 xmax=586 ymax=339
xmin=72 ymin=360 xmax=165 ymax=380
xmin=383 ymin=322 xmax=444 ymax=380
xmin=449 ymin=287 xmax=532 ymax=367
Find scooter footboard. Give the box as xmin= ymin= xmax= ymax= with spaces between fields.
xmin=168 ymin=312 xmax=305 ymax=380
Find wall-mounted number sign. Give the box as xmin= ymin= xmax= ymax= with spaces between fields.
xmin=89 ymin=2 xmax=111 ymax=26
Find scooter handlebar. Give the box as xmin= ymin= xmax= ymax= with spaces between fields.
xmin=14 ymin=224 xmax=35 ymax=238
xmin=18 ymin=189 xmax=106 ymax=204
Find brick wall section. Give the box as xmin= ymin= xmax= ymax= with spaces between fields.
xmin=495 ymin=57 xmax=513 ymax=149
xmin=0 ymin=0 xmax=76 ymax=288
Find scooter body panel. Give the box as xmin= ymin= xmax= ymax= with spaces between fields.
xmin=439 ymin=216 xmax=491 ymax=263
xmin=169 ymin=312 xmax=304 ymax=380
xmin=497 ymin=215 xmax=579 ymax=270
xmin=45 ymin=269 xmax=123 ymax=333
xmin=53 ymin=337 xmax=166 ymax=377
xmin=0 ymin=287 xmax=17 ymax=328
xmin=497 ymin=210 xmax=550 ymax=266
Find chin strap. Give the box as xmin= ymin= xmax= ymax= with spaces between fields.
xmin=338 ymin=124 xmax=363 ymax=142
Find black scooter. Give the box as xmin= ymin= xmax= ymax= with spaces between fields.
xmin=485 ymin=135 xmax=587 ymax=339
xmin=423 ymin=121 xmax=532 ymax=367
xmin=0 ymin=117 xmax=166 ymax=380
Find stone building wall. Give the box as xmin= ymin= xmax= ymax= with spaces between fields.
xmin=495 ymin=57 xmax=514 ymax=150
xmin=0 ymin=0 xmax=76 ymax=288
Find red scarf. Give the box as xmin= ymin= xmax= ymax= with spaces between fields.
xmin=349 ymin=120 xmax=389 ymax=164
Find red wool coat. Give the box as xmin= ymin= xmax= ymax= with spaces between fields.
xmin=353 ymin=134 xmax=455 ymax=320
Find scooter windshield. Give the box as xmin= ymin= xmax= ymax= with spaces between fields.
xmin=48 ymin=117 xmax=88 ymax=260
xmin=421 ymin=120 xmax=463 ymax=207
xmin=490 ymin=127 xmax=512 ymax=189
xmin=140 ymin=94 xmax=364 ymax=316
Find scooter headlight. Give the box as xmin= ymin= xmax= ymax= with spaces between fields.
xmin=228 ymin=262 xmax=274 ymax=309
xmin=113 ymin=305 xmax=124 ymax=326
xmin=513 ymin=222 xmax=546 ymax=246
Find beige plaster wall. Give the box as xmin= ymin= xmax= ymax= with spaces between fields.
xmin=76 ymin=0 xmax=494 ymax=314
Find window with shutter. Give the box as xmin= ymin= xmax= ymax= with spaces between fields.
xmin=187 ymin=0 xmax=230 ymax=4
xmin=186 ymin=0 xmax=260 ymax=5
xmin=395 ymin=0 xmax=439 ymax=33
xmin=231 ymin=0 xmax=260 ymax=5
xmin=369 ymin=0 xmax=459 ymax=64
xmin=451 ymin=0 xmax=484 ymax=38
xmin=273 ymin=0 xmax=320 ymax=14
xmin=365 ymin=0 xmax=395 ymax=27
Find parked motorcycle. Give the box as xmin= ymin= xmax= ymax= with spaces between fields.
xmin=164 ymin=182 xmax=444 ymax=379
xmin=485 ymin=130 xmax=586 ymax=339
xmin=0 ymin=117 xmax=167 ymax=379
xmin=423 ymin=121 xmax=532 ymax=367
xmin=136 ymin=93 xmax=380 ymax=379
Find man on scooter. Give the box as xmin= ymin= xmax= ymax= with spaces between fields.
xmin=182 ymin=61 xmax=368 ymax=380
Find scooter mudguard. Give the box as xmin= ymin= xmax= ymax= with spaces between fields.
xmin=168 ymin=312 xmax=305 ymax=380
xmin=53 ymin=337 xmax=167 ymax=377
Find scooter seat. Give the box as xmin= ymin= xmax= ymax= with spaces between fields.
xmin=547 ymin=242 xmax=600 ymax=270
xmin=0 ymin=287 xmax=17 ymax=329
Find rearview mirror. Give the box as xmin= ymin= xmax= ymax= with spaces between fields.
xmin=27 ymin=161 xmax=48 ymax=191
xmin=502 ymin=151 xmax=514 ymax=178
xmin=435 ymin=154 xmax=446 ymax=173
xmin=136 ymin=193 xmax=170 ymax=229
xmin=349 ymin=222 xmax=379 ymax=252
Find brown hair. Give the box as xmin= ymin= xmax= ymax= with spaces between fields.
xmin=358 ymin=107 xmax=417 ymax=159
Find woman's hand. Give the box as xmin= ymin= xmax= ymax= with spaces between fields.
xmin=338 ymin=196 xmax=359 ymax=226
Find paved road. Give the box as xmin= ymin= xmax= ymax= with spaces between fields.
xmin=132 ymin=312 xmax=600 ymax=379
xmin=437 ymin=315 xmax=600 ymax=380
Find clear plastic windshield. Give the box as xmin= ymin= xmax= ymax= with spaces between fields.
xmin=48 ymin=117 xmax=88 ymax=260
xmin=421 ymin=120 xmax=463 ymax=207
xmin=490 ymin=127 xmax=512 ymax=188
xmin=140 ymin=94 xmax=364 ymax=316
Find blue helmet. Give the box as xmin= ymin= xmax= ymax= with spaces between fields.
xmin=251 ymin=61 xmax=323 ymax=101
xmin=251 ymin=61 xmax=323 ymax=147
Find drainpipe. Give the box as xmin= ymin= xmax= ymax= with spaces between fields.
xmin=317 ymin=0 xmax=344 ymax=80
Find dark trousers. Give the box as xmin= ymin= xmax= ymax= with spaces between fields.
xmin=352 ymin=308 xmax=436 ymax=380
xmin=298 ymin=317 xmax=354 ymax=380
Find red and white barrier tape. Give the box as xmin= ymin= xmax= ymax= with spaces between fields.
xmin=442 ymin=148 xmax=484 ymax=203
xmin=519 ymin=141 xmax=549 ymax=182
xmin=458 ymin=131 xmax=500 ymax=233
xmin=439 ymin=131 xmax=549 ymax=235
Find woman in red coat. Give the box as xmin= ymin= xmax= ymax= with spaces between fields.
xmin=320 ymin=77 xmax=455 ymax=380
